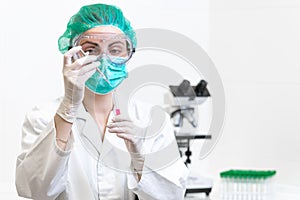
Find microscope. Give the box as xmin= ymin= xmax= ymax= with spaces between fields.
xmin=167 ymin=79 xmax=213 ymax=197
xmin=169 ymin=79 xmax=210 ymax=138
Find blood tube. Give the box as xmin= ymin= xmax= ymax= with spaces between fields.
xmin=113 ymin=91 xmax=121 ymax=116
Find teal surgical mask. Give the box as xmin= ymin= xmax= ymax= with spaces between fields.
xmin=85 ymin=58 xmax=128 ymax=94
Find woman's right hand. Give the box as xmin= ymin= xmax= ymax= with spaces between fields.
xmin=57 ymin=46 xmax=99 ymax=123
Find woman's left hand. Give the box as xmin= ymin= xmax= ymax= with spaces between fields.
xmin=107 ymin=114 xmax=145 ymax=173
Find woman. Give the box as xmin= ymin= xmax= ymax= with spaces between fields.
xmin=16 ymin=4 xmax=188 ymax=200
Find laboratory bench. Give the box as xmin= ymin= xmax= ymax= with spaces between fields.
xmin=184 ymin=181 xmax=300 ymax=200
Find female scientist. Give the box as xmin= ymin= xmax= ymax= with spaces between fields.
xmin=15 ymin=3 xmax=188 ymax=200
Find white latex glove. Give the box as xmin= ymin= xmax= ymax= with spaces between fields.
xmin=107 ymin=114 xmax=145 ymax=173
xmin=57 ymin=46 xmax=99 ymax=123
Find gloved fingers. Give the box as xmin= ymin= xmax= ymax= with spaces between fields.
xmin=108 ymin=126 xmax=130 ymax=134
xmin=78 ymin=62 xmax=99 ymax=83
xmin=112 ymin=114 xmax=133 ymax=122
xmin=64 ymin=46 xmax=82 ymax=65
xmin=106 ymin=121 xmax=134 ymax=129
xmin=116 ymin=133 xmax=134 ymax=143
xmin=78 ymin=61 xmax=100 ymax=75
xmin=77 ymin=68 xmax=97 ymax=83
xmin=67 ymin=55 xmax=98 ymax=70
xmin=63 ymin=60 xmax=98 ymax=77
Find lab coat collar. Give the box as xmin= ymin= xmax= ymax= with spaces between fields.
xmin=74 ymin=102 xmax=114 ymax=160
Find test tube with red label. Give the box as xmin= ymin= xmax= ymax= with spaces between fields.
xmin=113 ymin=91 xmax=121 ymax=116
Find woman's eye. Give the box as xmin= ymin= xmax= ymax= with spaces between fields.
xmin=109 ymin=49 xmax=121 ymax=55
xmin=85 ymin=48 xmax=98 ymax=54
xmin=109 ymin=46 xmax=126 ymax=55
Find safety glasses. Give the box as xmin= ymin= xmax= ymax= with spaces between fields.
xmin=74 ymin=33 xmax=135 ymax=65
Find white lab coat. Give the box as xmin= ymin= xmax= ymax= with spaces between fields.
xmin=16 ymin=98 xmax=189 ymax=200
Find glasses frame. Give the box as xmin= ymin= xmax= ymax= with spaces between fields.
xmin=73 ymin=33 xmax=136 ymax=65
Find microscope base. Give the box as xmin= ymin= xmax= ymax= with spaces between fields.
xmin=185 ymin=175 xmax=213 ymax=196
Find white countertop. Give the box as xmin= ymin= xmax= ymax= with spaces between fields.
xmin=184 ymin=182 xmax=300 ymax=200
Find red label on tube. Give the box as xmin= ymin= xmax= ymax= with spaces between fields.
xmin=115 ymin=109 xmax=121 ymax=116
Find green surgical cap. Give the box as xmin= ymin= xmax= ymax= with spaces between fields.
xmin=58 ymin=4 xmax=136 ymax=54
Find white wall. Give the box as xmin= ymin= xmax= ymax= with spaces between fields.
xmin=198 ymin=0 xmax=300 ymax=189
xmin=0 ymin=0 xmax=210 ymax=198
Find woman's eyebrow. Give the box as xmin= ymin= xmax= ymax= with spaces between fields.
xmin=108 ymin=41 xmax=125 ymax=47
xmin=80 ymin=41 xmax=99 ymax=46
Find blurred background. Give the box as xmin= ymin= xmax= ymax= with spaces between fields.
xmin=0 ymin=0 xmax=299 ymax=199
